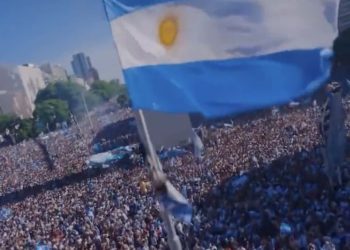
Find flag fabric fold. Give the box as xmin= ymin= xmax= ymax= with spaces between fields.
xmin=104 ymin=0 xmax=340 ymax=117
xmin=192 ymin=129 xmax=204 ymax=161
xmin=159 ymin=180 xmax=193 ymax=224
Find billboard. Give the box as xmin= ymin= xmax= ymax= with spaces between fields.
xmin=134 ymin=110 xmax=193 ymax=151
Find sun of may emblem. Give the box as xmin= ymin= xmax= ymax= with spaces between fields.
xmin=159 ymin=16 xmax=178 ymax=47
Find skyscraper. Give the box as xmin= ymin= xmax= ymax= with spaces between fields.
xmin=338 ymin=0 xmax=350 ymax=33
xmin=71 ymin=53 xmax=99 ymax=84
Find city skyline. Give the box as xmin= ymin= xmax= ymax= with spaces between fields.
xmin=71 ymin=52 xmax=100 ymax=84
xmin=0 ymin=0 xmax=122 ymax=81
xmin=0 ymin=51 xmax=103 ymax=119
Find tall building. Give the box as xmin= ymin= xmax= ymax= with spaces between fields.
xmin=71 ymin=53 xmax=99 ymax=85
xmin=87 ymin=67 xmax=100 ymax=84
xmin=339 ymin=0 xmax=350 ymax=33
xmin=40 ymin=63 xmax=68 ymax=83
xmin=71 ymin=53 xmax=91 ymax=80
xmin=16 ymin=64 xmax=46 ymax=112
xmin=0 ymin=65 xmax=33 ymax=118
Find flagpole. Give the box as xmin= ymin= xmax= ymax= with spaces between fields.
xmin=138 ymin=109 xmax=182 ymax=250
xmin=138 ymin=110 xmax=158 ymax=170
xmin=70 ymin=112 xmax=82 ymax=136
xmin=81 ymin=91 xmax=94 ymax=132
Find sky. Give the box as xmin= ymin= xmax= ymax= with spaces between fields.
xmin=0 ymin=0 xmax=122 ymax=80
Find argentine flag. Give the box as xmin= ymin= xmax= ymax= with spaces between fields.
xmin=104 ymin=0 xmax=340 ymax=117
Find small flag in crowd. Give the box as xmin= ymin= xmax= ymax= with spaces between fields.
xmin=280 ymin=222 xmax=292 ymax=235
xmin=153 ymin=171 xmax=192 ymax=224
xmin=192 ymin=129 xmax=204 ymax=161
xmin=159 ymin=180 xmax=193 ymax=224
xmin=104 ymin=0 xmax=339 ymax=117
xmin=0 ymin=207 xmax=11 ymax=221
xmin=36 ymin=243 xmax=50 ymax=250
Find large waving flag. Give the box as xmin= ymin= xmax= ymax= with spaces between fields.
xmin=104 ymin=0 xmax=339 ymax=117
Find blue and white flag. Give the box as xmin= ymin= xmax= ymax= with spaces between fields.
xmin=104 ymin=0 xmax=339 ymax=117
xmin=192 ymin=129 xmax=204 ymax=161
xmin=159 ymin=180 xmax=193 ymax=224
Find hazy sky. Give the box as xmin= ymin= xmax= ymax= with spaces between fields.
xmin=0 ymin=0 xmax=123 ymax=80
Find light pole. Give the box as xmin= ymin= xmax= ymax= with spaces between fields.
xmin=81 ymin=92 xmax=94 ymax=132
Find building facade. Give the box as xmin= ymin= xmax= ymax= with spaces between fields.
xmin=40 ymin=63 xmax=68 ymax=83
xmin=16 ymin=64 xmax=46 ymax=113
xmin=0 ymin=65 xmax=33 ymax=118
xmin=71 ymin=53 xmax=99 ymax=85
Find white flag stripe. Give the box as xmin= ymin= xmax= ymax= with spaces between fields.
xmin=111 ymin=0 xmax=339 ymax=69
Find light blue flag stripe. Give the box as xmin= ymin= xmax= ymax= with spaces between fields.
xmin=124 ymin=49 xmax=331 ymax=117
xmin=159 ymin=192 xmax=193 ymax=224
xmin=104 ymin=0 xmax=174 ymax=20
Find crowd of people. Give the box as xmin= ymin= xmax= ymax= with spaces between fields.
xmin=0 ymin=106 xmax=133 ymax=196
xmin=0 ymin=100 xmax=349 ymax=249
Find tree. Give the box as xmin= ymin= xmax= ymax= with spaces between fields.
xmin=17 ymin=118 xmax=35 ymax=141
xmin=34 ymin=99 xmax=70 ymax=132
xmin=90 ymin=80 xmax=119 ymax=101
xmin=0 ymin=114 xmax=17 ymax=133
xmin=117 ymin=94 xmax=130 ymax=108
xmin=0 ymin=115 xmax=35 ymax=143
xmin=115 ymin=84 xmax=130 ymax=108
xmin=35 ymin=81 xmax=87 ymax=114
xmin=34 ymin=80 xmax=126 ymax=128
xmin=85 ymin=91 xmax=102 ymax=109
xmin=35 ymin=83 xmax=57 ymax=103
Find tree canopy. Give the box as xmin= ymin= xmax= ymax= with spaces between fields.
xmin=35 ymin=80 xmax=125 ymax=115
xmin=33 ymin=99 xmax=70 ymax=132
xmin=0 ymin=114 xmax=34 ymax=144
xmin=17 ymin=118 xmax=35 ymax=141
xmin=0 ymin=79 xmax=130 ymax=144
xmin=90 ymin=80 xmax=119 ymax=101
xmin=115 ymin=84 xmax=130 ymax=108
xmin=0 ymin=114 xmax=17 ymax=133
xmin=35 ymin=81 xmax=87 ymax=114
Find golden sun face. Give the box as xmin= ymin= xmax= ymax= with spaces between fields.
xmin=159 ymin=16 xmax=178 ymax=47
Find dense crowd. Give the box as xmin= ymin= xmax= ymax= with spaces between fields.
xmin=0 ymin=106 xmax=133 ymax=196
xmin=0 ymin=101 xmax=349 ymax=249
